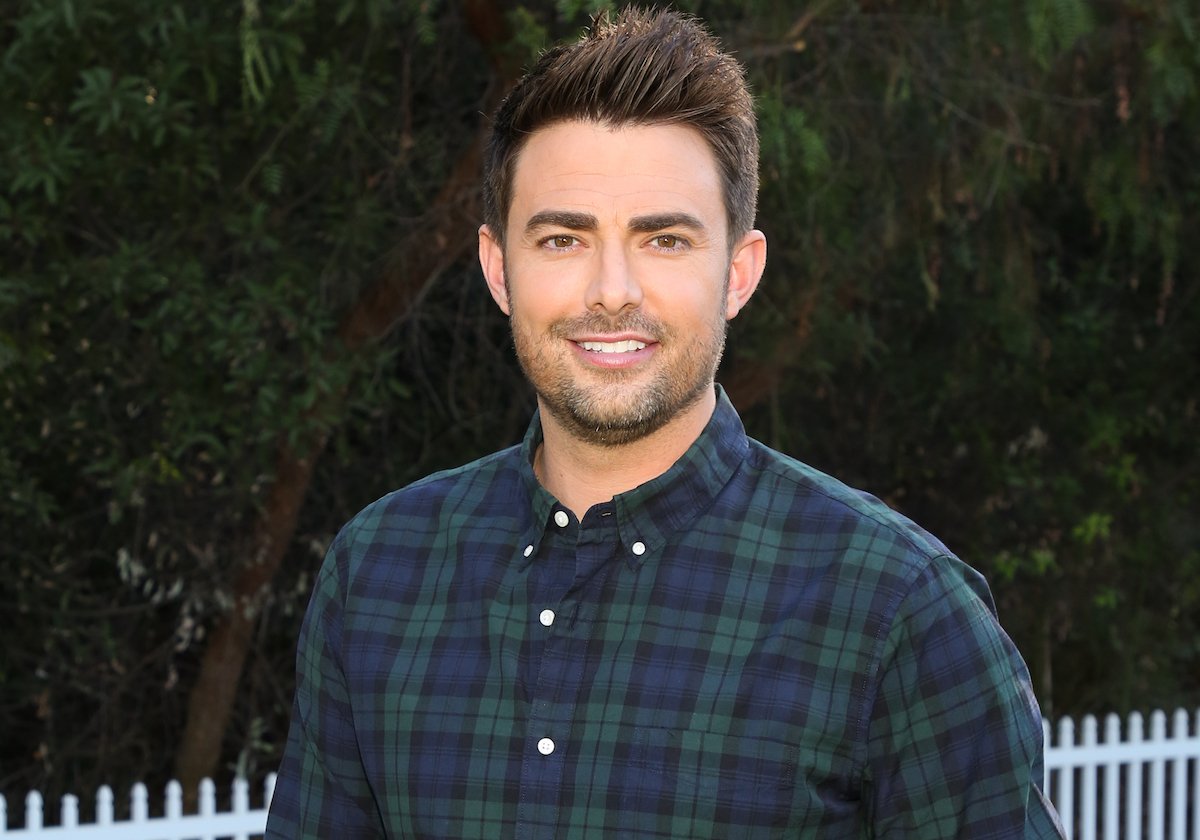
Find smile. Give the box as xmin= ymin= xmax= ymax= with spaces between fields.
xmin=578 ymin=340 xmax=648 ymax=353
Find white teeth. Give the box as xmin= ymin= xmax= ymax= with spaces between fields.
xmin=580 ymin=339 xmax=647 ymax=353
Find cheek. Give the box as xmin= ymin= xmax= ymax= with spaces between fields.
xmin=648 ymin=279 xmax=728 ymax=324
xmin=508 ymin=290 xmax=571 ymax=339
xmin=510 ymin=265 xmax=585 ymax=315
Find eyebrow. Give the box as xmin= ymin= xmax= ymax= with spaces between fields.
xmin=523 ymin=210 xmax=708 ymax=236
xmin=627 ymin=212 xmax=707 ymax=235
xmin=524 ymin=210 xmax=597 ymax=234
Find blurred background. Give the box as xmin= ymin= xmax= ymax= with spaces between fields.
xmin=2 ymin=0 xmax=1197 ymax=813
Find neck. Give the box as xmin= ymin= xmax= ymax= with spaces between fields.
xmin=533 ymin=388 xmax=717 ymax=519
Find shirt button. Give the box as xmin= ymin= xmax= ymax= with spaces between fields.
xmin=554 ymin=510 xmax=569 ymax=528
xmin=523 ymin=544 xmax=534 ymax=557
xmin=632 ymin=541 xmax=646 ymax=556
xmin=537 ymin=737 xmax=555 ymax=755
xmin=539 ymin=609 xmax=555 ymax=627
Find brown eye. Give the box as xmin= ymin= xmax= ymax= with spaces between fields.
xmin=550 ymin=235 xmax=575 ymax=248
xmin=655 ymin=235 xmax=682 ymax=249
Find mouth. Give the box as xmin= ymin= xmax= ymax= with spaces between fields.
xmin=578 ymin=339 xmax=648 ymax=354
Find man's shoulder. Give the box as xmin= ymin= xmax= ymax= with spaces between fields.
xmin=741 ymin=437 xmax=954 ymax=568
xmin=740 ymin=437 xmax=998 ymax=623
xmin=336 ymin=443 xmax=526 ymax=546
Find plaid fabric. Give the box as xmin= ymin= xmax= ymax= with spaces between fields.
xmin=266 ymin=387 xmax=1064 ymax=838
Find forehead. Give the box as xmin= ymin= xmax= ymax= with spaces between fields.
xmin=507 ymin=120 xmax=724 ymax=232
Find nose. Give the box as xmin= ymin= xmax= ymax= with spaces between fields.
xmin=585 ymin=243 xmax=643 ymax=315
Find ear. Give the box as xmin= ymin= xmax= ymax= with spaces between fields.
xmin=478 ymin=224 xmax=510 ymax=316
xmin=725 ymin=229 xmax=766 ymax=320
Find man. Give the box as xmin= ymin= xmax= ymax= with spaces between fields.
xmin=266 ymin=8 xmax=1065 ymax=838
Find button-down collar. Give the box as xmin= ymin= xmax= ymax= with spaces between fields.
xmin=517 ymin=386 xmax=748 ymax=570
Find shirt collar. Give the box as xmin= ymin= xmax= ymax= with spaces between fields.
xmin=517 ymin=385 xmax=749 ymax=570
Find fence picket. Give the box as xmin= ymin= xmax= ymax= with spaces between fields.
xmin=1102 ymin=713 xmax=1119 ymax=840
xmin=131 ymin=784 xmax=148 ymax=824
xmin=1080 ymin=715 xmax=1098 ymax=839
xmin=165 ymin=781 xmax=182 ymax=821
xmin=1193 ymin=708 xmax=1200 ymax=840
xmin=1057 ymin=715 xmax=1077 ymax=837
xmin=1170 ymin=708 xmax=1187 ymax=840
xmin=1150 ymin=710 xmax=1167 ymax=839
xmin=94 ymin=787 xmax=112 ymax=826
xmin=58 ymin=797 xmax=76 ymax=830
xmin=201 ymin=777 xmax=217 ymax=840
xmin=1043 ymin=717 xmax=1052 ymax=793
xmin=1127 ymin=711 xmax=1145 ymax=840
xmin=232 ymin=777 xmax=251 ymax=840
xmin=22 ymin=793 xmax=40 ymax=832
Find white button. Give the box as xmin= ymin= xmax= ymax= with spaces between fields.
xmin=554 ymin=510 xmax=569 ymax=527
xmin=539 ymin=609 xmax=555 ymax=627
xmin=632 ymin=541 xmax=646 ymax=556
xmin=523 ymin=544 xmax=534 ymax=557
xmin=537 ymin=737 xmax=555 ymax=755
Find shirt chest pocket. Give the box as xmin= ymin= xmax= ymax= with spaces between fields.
xmin=616 ymin=726 xmax=798 ymax=838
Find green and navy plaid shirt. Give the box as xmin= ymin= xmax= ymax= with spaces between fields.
xmin=267 ymin=388 xmax=1064 ymax=838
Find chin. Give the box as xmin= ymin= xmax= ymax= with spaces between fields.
xmin=544 ymin=381 xmax=710 ymax=447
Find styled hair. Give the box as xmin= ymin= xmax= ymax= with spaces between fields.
xmin=482 ymin=7 xmax=758 ymax=247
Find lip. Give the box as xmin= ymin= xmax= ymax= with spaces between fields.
xmin=567 ymin=334 xmax=658 ymax=369
xmin=568 ymin=331 xmax=655 ymax=344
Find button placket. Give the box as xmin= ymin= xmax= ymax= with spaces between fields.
xmin=516 ymin=502 xmax=616 ymax=836
xmin=516 ymin=586 xmax=603 ymax=836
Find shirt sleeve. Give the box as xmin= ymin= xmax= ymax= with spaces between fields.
xmin=863 ymin=554 xmax=1066 ymax=838
xmin=265 ymin=541 xmax=385 ymax=838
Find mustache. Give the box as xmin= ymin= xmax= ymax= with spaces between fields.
xmin=547 ymin=311 xmax=665 ymax=339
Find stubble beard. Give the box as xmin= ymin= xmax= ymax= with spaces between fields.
xmin=509 ymin=306 xmax=728 ymax=448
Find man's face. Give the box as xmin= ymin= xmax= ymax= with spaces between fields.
xmin=479 ymin=120 xmax=763 ymax=447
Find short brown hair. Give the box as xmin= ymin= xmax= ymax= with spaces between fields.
xmin=483 ymin=7 xmax=758 ymax=247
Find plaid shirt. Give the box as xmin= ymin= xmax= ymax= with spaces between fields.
xmin=267 ymin=388 xmax=1064 ymax=838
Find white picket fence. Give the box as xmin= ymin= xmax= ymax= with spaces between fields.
xmin=1 ymin=708 xmax=1197 ymax=838
xmin=1044 ymin=708 xmax=1200 ymax=840
xmin=0 ymin=775 xmax=275 ymax=839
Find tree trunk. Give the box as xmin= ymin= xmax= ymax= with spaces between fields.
xmin=175 ymin=139 xmax=484 ymax=797
xmin=174 ymin=2 xmax=515 ymax=797
xmin=174 ymin=444 xmax=324 ymax=797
